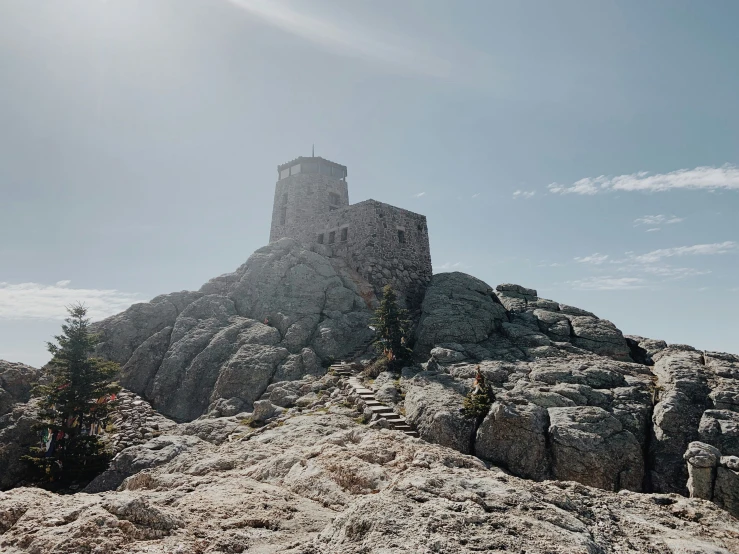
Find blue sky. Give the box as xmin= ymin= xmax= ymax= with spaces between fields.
xmin=1 ymin=0 xmax=737 ymax=367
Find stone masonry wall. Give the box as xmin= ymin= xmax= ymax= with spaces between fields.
xmin=311 ymin=200 xmax=432 ymax=310
xmin=269 ymin=173 xmax=349 ymax=243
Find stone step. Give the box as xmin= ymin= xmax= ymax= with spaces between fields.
xmin=368 ymin=406 xmax=394 ymax=414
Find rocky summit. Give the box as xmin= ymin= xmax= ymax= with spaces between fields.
xmin=1 ymin=238 xmax=738 ymax=553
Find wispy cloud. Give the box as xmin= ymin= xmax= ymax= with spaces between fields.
xmin=634 ymin=214 xmax=684 ymax=227
xmin=225 ymin=0 xmax=452 ymax=78
xmin=513 ymin=190 xmax=536 ymax=200
xmin=414 ymin=192 xmax=426 ymax=198
xmin=567 ymin=276 xmax=647 ymax=291
xmin=566 ymin=241 xmax=734 ymax=291
xmin=0 ymin=282 xmax=143 ymax=321
xmin=548 ymin=164 xmax=739 ymax=195
xmin=574 ymin=253 xmax=609 ymax=265
xmin=471 ymin=193 xmax=480 ymax=199
xmin=633 ymin=241 xmax=737 ymax=263
xmin=645 ymin=228 xmax=661 ymax=233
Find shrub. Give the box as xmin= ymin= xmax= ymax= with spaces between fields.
xmin=462 ymin=388 xmax=492 ymax=421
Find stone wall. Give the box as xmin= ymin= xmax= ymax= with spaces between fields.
xmin=269 ymin=172 xmax=349 ymax=244
xmin=311 ymin=200 xmax=432 ymax=309
xmin=268 ymin=157 xmax=433 ymax=310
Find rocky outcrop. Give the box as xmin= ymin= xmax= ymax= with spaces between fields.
xmin=0 ymin=401 xmax=40 ymax=490
xmin=0 ymin=361 xmax=40 ymax=417
xmin=414 ymin=272 xmax=507 ymax=357
xmin=404 ymin=371 xmax=476 ymax=454
xmin=1 ymin=409 xmax=738 ymax=553
xmin=92 ymin=239 xmax=376 ymax=421
xmin=415 ymin=275 xmax=633 ymax=364
xmin=85 ymin=435 xmax=207 ymax=493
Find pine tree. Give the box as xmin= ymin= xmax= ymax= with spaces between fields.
xmin=371 ymin=285 xmax=412 ymax=369
xmin=26 ymin=304 xmax=120 ymax=485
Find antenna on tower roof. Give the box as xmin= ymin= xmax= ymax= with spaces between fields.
xmin=312 ymin=144 xmax=315 ymax=157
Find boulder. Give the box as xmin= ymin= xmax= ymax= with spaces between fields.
xmin=85 ymin=435 xmax=206 ymax=493
xmin=475 ymin=401 xmax=550 ymax=480
xmin=684 ymin=441 xmax=721 ymax=500
xmin=699 ymin=410 xmax=739 ymax=456
xmin=404 ymin=371 xmax=476 ymax=454
xmin=415 ymin=273 xmax=506 ymax=357
xmin=548 ymin=406 xmax=644 ymax=491
xmin=714 ymin=457 xmax=739 ymax=517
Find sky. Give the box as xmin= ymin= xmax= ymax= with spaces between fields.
xmin=1 ymin=0 xmax=737 ymax=367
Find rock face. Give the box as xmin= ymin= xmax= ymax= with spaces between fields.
xmin=0 ymin=361 xmax=40 ymax=417
xmin=1 ymin=409 xmax=738 ymax=553
xmin=416 ymin=276 xmax=632 ymax=363
xmin=92 ymin=239 xmax=375 ymax=421
xmin=0 ymin=401 xmax=40 ymax=491
xmin=401 ymin=272 xmax=739 ymax=518
xmin=404 ymin=371 xmax=476 ymax=454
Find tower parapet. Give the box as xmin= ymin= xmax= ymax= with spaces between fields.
xmin=269 ymin=156 xmax=349 ymax=244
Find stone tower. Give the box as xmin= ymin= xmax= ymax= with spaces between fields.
xmin=269 ymin=155 xmax=432 ymax=309
xmin=269 ymin=156 xmax=349 ymax=244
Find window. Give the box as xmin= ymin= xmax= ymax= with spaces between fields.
xmin=280 ymin=206 xmax=287 ymax=225
xmin=328 ymin=231 xmax=336 ymax=244
xmin=340 ymin=227 xmax=348 ymax=242
xmin=397 ymin=230 xmax=405 ymax=244
xmin=332 ymin=167 xmax=344 ymax=178
xmin=290 ymin=163 xmax=301 ymax=175
xmin=317 ymin=233 xmax=324 ymax=244
xmin=329 ymin=192 xmax=340 ymax=206
xmin=280 ymin=168 xmax=289 ymax=179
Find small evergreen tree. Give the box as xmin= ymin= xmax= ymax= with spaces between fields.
xmin=371 ymin=285 xmax=412 ymax=369
xmin=26 ymin=304 xmax=120 ymax=485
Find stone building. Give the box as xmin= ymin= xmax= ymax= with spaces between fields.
xmin=269 ymin=155 xmax=432 ymax=308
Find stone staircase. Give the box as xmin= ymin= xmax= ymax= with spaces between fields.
xmin=331 ymin=361 xmax=419 ymax=438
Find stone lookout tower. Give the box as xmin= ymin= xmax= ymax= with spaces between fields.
xmin=269 ymin=155 xmax=432 ymax=308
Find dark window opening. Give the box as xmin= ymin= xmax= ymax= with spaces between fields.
xmin=417 ymin=224 xmax=423 ymax=231
xmin=340 ymin=228 xmax=348 ymax=242
xmin=329 ymin=231 xmax=336 ymax=244
xmin=329 ymin=192 xmax=340 ymax=206
xmin=281 ymin=193 xmax=288 ymax=205
xmin=280 ymin=206 xmax=287 ymax=225
xmin=317 ymin=233 xmax=324 ymax=244
xmin=398 ymin=230 xmax=405 ymax=244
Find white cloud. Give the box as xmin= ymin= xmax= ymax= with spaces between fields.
xmin=225 ymin=0 xmax=451 ymax=78
xmin=0 ymin=282 xmax=143 ymax=321
xmin=414 ymin=192 xmax=426 ymax=198
xmin=645 ymin=228 xmax=661 ymax=233
xmin=471 ymin=193 xmax=480 ymax=199
xmin=633 ymin=241 xmax=737 ymax=263
xmin=549 ymin=164 xmax=739 ymax=195
xmin=634 ymin=214 xmax=684 ymax=226
xmin=513 ymin=190 xmax=536 ymax=199
xmin=574 ymin=253 xmax=610 ymax=265
xmin=634 ymin=265 xmax=711 ymax=279
xmin=567 ymin=276 xmax=647 ymax=291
